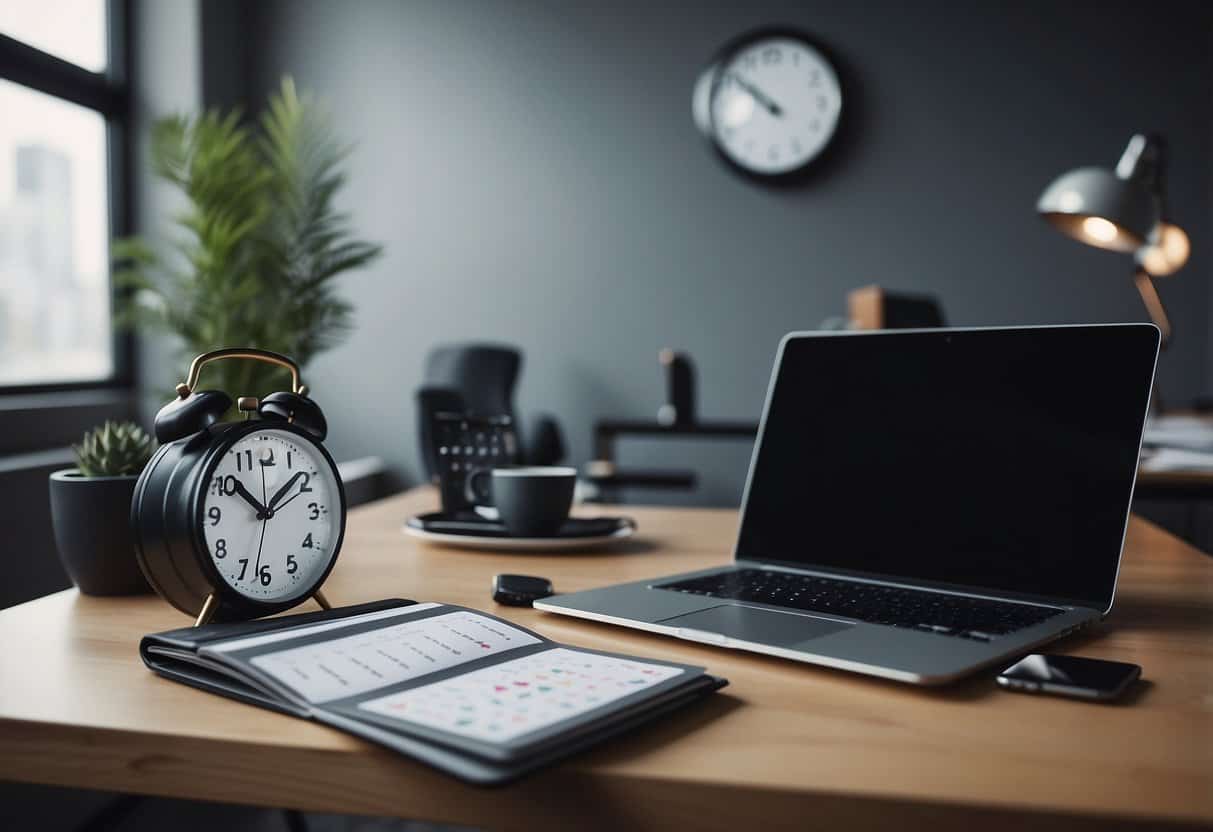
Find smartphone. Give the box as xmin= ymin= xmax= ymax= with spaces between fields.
xmin=997 ymin=654 xmax=1141 ymax=701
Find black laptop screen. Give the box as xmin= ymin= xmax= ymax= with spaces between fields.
xmin=735 ymin=326 xmax=1158 ymax=609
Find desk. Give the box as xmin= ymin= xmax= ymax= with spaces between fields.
xmin=1138 ymin=413 xmax=1213 ymax=499
xmin=1 ymin=489 xmax=1211 ymax=831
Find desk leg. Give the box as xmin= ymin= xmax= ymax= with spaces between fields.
xmin=282 ymin=809 xmax=308 ymax=832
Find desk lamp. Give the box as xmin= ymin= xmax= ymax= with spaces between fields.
xmin=1037 ymin=134 xmax=1190 ymax=352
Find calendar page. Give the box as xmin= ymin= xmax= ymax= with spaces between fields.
xmin=358 ymin=647 xmax=685 ymax=744
xmin=245 ymin=611 xmax=541 ymax=703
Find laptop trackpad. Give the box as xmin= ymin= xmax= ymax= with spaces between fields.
xmin=659 ymin=604 xmax=852 ymax=647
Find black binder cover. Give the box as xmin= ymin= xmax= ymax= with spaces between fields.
xmin=140 ymin=599 xmax=726 ymax=785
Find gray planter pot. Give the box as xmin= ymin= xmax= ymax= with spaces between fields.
xmin=48 ymin=469 xmax=152 ymax=596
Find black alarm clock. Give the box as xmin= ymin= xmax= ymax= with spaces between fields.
xmin=131 ymin=348 xmax=346 ymax=626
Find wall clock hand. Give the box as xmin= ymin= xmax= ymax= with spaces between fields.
xmin=726 ymin=72 xmax=782 ymax=116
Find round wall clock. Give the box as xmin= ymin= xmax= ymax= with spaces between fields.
xmin=131 ymin=348 xmax=346 ymax=626
xmin=693 ymin=28 xmax=844 ymax=181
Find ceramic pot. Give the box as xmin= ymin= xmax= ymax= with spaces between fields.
xmin=48 ymin=469 xmax=152 ymax=595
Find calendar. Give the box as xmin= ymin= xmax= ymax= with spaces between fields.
xmin=360 ymin=647 xmax=684 ymax=743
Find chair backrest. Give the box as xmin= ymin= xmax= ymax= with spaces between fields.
xmin=848 ymin=285 xmax=947 ymax=330
xmin=424 ymin=344 xmax=522 ymax=419
xmin=417 ymin=344 xmax=525 ymax=482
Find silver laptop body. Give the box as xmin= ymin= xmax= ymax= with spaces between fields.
xmin=536 ymin=325 xmax=1160 ymax=684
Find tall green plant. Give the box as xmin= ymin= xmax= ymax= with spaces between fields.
xmin=113 ymin=77 xmax=382 ymax=401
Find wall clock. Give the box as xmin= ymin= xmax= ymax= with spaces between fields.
xmin=693 ymin=28 xmax=844 ymax=181
xmin=131 ymin=348 xmax=346 ymax=626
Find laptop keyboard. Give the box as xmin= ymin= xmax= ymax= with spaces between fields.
xmin=656 ymin=568 xmax=1065 ymax=641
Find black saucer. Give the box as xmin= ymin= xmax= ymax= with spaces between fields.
xmin=403 ymin=512 xmax=637 ymax=551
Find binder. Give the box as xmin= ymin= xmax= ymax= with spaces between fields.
xmin=140 ymin=599 xmax=726 ymax=785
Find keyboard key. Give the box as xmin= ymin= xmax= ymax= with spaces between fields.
xmin=656 ymin=569 xmax=1063 ymax=639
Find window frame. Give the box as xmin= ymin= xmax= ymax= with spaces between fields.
xmin=0 ymin=0 xmax=134 ymax=395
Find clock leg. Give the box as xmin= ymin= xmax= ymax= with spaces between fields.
xmin=313 ymin=590 xmax=332 ymax=611
xmin=194 ymin=593 xmax=220 ymax=627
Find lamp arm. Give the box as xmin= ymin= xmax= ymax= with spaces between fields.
xmin=1133 ymin=267 xmax=1172 ymax=350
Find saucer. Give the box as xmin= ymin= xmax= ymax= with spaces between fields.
xmin=403 ymin=513 xmax=636 ymax=552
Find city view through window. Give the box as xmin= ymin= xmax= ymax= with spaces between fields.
xmin=0 ymin=2 xmax=112 ymax=386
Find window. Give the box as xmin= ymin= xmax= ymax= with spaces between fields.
xmin=0 ymin=0 xmax=129 ymax=390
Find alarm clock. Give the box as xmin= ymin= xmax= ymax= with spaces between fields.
xmin=131 ymin=348 xmax=346 ymax=627
xmin=692 ymin=28 xmax=844 ymax=181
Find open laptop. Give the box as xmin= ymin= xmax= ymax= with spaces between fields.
xmin=536 ymin=325 xmax=1160 ymax=684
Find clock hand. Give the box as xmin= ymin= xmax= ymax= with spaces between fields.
xmin=726 ymin=72 xmax=783 ymax=117
xmin=252 ymin=513 xmax=268 ymax=578
xmin=271 ymin=490 xmax=306 ymax=514
xmin=231 ymin=480 xmax=269 ymax=519
xmin=267 ymin=471 xmax=306 ymax=512
xmin=253 ymin=461 xmax=269 ymax=577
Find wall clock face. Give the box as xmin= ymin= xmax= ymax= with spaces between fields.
xmin=201 ymin=427 xmax=339 ymax=603
xmin=695 ymin=29 xmax=843 ymax=180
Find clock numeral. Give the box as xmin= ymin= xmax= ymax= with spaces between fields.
xmin=792 ymin=51 xmax=800 ymax=67
xmin=299 ymin=472 xmax=313 ymax=493
xmin=258 ymin=565 xmax=272 ymax=586
xmin=214 ymin=538 xmax=227 ymax=558
xmin=208 ymin=506 xmax=222 ymax=526
xmin=287 ymin=451 xmax=293 ymax=469
xmin=816 ymin=94 xmax=828 ymax=112
xmin=809 ymin=118 xmax=822 ymax=133
xmin=235 ymin=449 xmax=253 ymax=472
xmin=302 ymin=533 xmax=314 ymax=549
xmin=761 ymin=47 xmax=781 ymax=65
xmin=237 ymin=558 xmax=248 ymax=580
xmin=768 ymin=145 xmax=780 ymax=162
xmin=742 ymin=54 xmax=757 ymax=70
xmin=260 ymin=448 xmax=276 ymax=467
xmin=308 ymin=502 xmax=321 ymax=520
xmin=287 ymin=554 xmax=298 ymax=575
xmin=218 ymin=475 xmax=239 ymax=496
xmin=791 ymin=138 xmax=803 ymax=155
xmin=809 ymin=69 xmax=821 ymax=87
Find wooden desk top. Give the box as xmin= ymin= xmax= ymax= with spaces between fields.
xmin=2 ymin=489 xmax=1211 ymax=831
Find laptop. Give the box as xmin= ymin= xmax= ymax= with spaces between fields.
xmin=536 ymin=325 xmax=1160 ymax=684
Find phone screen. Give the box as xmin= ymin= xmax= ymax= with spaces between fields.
xmin=999 ymin=654 xmax=1141 ymax=699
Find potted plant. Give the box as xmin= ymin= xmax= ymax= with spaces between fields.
xmin=49 ymin=421 xmax=155 ymax=595
xmin=111 ymin=77 xmax=383 ymax=403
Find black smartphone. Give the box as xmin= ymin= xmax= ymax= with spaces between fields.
xmin=492 ymin=574 xmax=554 ymax=607
xmin=997 ymin=654 xmax=1141 ymax=702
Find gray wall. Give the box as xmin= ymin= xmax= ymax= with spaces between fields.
xmin=226 ymin=0 xmax=1212 ymax=506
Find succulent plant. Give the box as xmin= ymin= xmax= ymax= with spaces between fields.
xmin=73 ymin=421 xmax=155 ymax=477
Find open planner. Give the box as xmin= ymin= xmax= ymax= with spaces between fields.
xmin=140 ymin=599 xmax=727 ymax=784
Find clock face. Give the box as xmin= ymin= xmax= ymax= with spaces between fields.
xmin=201 ymin=427 xmax=339 ymax=603
xmin=706 ymin=33 xmax=842 ymax=177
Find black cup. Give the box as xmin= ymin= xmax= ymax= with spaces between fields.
xmin=464 ymin=466 xmax=577 ymax=537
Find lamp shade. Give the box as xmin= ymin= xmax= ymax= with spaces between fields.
xmin=1036 ymin=166 xmax=1155 ymax=253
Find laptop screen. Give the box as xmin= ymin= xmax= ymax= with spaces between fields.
xmin=736 ymin=325 xmax=1159 ymax=609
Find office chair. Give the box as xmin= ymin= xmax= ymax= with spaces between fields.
xmin=416 ymin=343 xmax=566 ymax=481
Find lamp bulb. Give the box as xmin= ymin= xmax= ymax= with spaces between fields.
xmin=1080 ymin=216 xmax=1121 ymax=244
xmin=1138 ymin=223 xmax=1191 ymax=277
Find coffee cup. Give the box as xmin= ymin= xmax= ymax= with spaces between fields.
xmin=464 ymin=466 xmax=577 ymax=537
